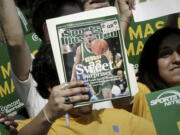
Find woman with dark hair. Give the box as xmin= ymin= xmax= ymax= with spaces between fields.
xmin=138 ymin=27 xmax=180 ymax=92
xmin=133 ymin=26 xmax=180 ymax=121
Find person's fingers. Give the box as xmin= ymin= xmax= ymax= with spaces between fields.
xmin=130 ymin=0 xmax=135 ymax=9
xmin=126 ymin=0 xmax=131 ymax=10
xmin=63 ymin=94 xmax=89 ymax=104
xmin=9 ymin=125 xmax=18 ymax=135
xmin=7 ymin=116 xmax=14 ymax=122
xmin=0 ymin=117 xmax=7 ymax=123
xmin=128 ymin=0 xmax=135 ymax=10
xmin=60 ymin=81 xmax=85 ymax=90
xmin=132 ymin=0 xmax=135 ymax=9
xmin=61 ymin=87 xmax=89 ymax=97
xmin=51 ymin=89 xmax=89 ymax=104
xmin=0 ymin=114 xmax=5 ymax=118
xmin=4 ymin=120 xmax=18 ymax=128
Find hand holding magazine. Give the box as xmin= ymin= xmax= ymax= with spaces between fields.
xmin=47 ymin=7 xmax=138 ymax=107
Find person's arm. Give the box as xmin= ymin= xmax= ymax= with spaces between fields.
xmin=115 ymin=0 xmax=135 ymax=40
xmin=71 ymin=47 xmax=82 ymax=81
xmin=0 ymin=0 xmax=31 ymax=81
xmin=112 ymin=0 xmax=135 ymax=110
xmin=18 ymin=81 xmax=89 ymax=135
xmin=166 ymin=13 xmax=179 ymax=28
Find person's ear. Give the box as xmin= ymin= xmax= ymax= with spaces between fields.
xmin=42 ymin=22 xmax=50 ymax=44
xmin=47 ymin=87 xmax=53 ymax=93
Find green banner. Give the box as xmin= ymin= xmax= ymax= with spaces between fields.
xmin=146 ymin=86 xmax=180 ymax=135
xmin=0 ymin=32 xmax=41 ymax=115
xmin=126 ymin=15 xmax=180 ymax=69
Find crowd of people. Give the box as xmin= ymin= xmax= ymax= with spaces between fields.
xmin=0 ymin=0 xmax=179 ymax=134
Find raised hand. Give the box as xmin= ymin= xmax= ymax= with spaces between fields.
xmin=117 ymin=0 xmax=135 ymax=21
xmin=43 ymin=81 xmax=89 ymax=122
xmin=0 ymin=114 xmax=18 ymax=135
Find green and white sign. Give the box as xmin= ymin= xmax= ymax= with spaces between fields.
xmin=126 ymin=15 xmax=180 ymax=69
xmin=146 ymin=86 xmax=180 ymax=135
xmin=0 ymin=32 xmax=41 ymax=115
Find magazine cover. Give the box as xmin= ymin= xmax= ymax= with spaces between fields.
xmin=146 ymin=86 xmax=180 ymax=135
xmin=47 ymin=7 xmax=138 ymax=107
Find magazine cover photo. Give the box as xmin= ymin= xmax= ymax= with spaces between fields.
xmin=56 ymin=16 xmax=131 ymax=106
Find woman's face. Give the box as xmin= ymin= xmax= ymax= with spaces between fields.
xmin=158 ymin=34 xmax=180 ymax=87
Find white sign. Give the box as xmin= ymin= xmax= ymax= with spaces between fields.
xmin=133 ymin=0 xmax=180 ymax=22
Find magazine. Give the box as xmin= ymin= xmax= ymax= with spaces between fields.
xmin=132 ymin=0 xmax=180 ymax=22
xmin=47 ymin=7 xmax=138 ymax=107
xmin=146 ymin=86 xmax=180 ymax=135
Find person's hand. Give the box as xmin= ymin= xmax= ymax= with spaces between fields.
xmin=71 ymin=75 xmax=77 ymax=82
xmin=0 ymin=114 xmax=18 ymax=135
xmin=44 ymin=81 xmax=89 ymax=122
xmin=83 ymin=0 xmax=110 ymax=11
xmin=117 ymin=0 xmax=135 ymax=21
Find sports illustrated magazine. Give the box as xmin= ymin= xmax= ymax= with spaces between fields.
xmin=47 ymin=7 xmax=138 ymax=107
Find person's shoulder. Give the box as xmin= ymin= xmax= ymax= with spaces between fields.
xmin=134 ymin=82 xmax=151 ymax=105
xmin=137 ymin=82 xmax=151 ymax=94
xmin=17 ymin=118 xmax=33 ymax=131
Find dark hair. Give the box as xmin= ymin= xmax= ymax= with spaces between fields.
xmin=32 ymin=0 xmax=81 ymax=40
xmin=138 ymin=27 xmax=180 ymax=92
xmin=31 ymin=44 xmax=59 ymax=99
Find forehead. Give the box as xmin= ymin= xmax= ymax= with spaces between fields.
xmin=56 ymin=3 xmax=81 ymax=16
xmin=84 ymin=31 xmax=93 ymax=36
xmin=160 ymin=34 xmax=180 ymax=49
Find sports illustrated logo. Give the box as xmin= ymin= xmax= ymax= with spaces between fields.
xmin=150 ymin=90 xmax=180 ymax=107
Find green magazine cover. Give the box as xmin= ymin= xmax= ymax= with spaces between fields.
xmin=47 ymin=7 xmax=138 ymax=107
xmin=146 ymin=86 xmax=180 ymax=135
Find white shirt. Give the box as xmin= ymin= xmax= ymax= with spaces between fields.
xmin=11 ymin=69 xmax=48 ymax=117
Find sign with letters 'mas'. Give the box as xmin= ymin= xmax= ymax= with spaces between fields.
xmin=146 ymin=86 xmax=180 ymax=135
xmin=0 ymin=32 xmax=41 ymax=135
xmin=126 ymin=15 xmax=180 ymax=70
xmin=0 ymin=6 xmax=41 ymax=134
xmin=0 ymin=32 xmax=41 ymax=115
xmin=0 ymin=5 xmax=41 ymax=117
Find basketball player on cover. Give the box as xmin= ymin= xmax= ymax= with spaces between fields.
xmin=71 ymin=30 xmax=114 ymax=100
